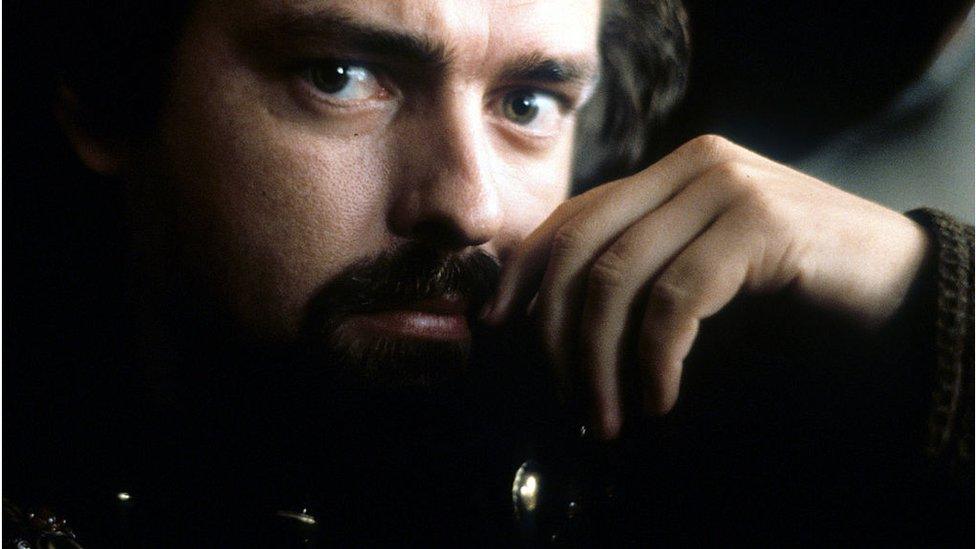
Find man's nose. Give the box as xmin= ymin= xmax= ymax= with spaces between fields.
xmin=388 ymin=97 xmax=503 ymax=250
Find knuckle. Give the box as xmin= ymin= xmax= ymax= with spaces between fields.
xmin=550 ymin=223 xmax=587 ymax=262
xmin=647 ymin=276 xmax=690 ymax=314
xmin=551 ymin=199 xmax=577 ymax=220
xmin=588 ymin=248 xmax=632 ymax=294
xmin=603 ymin=235 xmax=642 ymax=271
xmin=685 ymin=133 xmax=733 ymax=159
xmin=705 ymin=160 xmax=755 ymax=194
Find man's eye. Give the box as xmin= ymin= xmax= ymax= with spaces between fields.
xmin=498 ymin=90 xmax=564 ymax=135
xmin=304 ymin=62 xmax=386 ymax=102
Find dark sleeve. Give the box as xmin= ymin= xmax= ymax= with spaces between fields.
xmin=905 ymin=208 xmax=974 ymax=482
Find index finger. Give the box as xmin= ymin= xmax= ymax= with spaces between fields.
xmin=483 ymin=134 xmax=739 ymax=324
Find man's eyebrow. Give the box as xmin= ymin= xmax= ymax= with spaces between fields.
xmin=498 ymin=52 xmax=601 ymax=88
xmin=255 ymin=8 xmax=452 ymax=70
xmin=252 ymin=9 xmax=600 ymax=88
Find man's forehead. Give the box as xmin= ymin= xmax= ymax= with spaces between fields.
xmin=234 ymin=0 xmax=602 ymax=78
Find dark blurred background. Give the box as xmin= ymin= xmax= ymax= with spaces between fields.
xmin=671 ymin=0 xmax=974 ymax=221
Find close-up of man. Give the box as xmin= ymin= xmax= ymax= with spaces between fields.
xmin=4 ymin=0 xmax=973 ymax=546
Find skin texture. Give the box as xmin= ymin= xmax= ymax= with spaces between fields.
xmin=129 ymin=0 xmax=601 ymax=342
xmin=68 ymin=1 xmax=929 ymax=439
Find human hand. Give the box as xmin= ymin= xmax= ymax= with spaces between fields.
xmin=483 ymin=135 xmax=930 ymax=438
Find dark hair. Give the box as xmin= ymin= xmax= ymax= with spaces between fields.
xmin=575 ymin=0 xmax=690 ymax=189
xmin=49 ymin=1 xmax=689 ymax=188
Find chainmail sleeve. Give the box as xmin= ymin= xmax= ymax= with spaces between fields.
xmin=905 ymin=208 xmax=974 ymax=482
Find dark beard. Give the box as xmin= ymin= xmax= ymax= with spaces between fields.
xmin=140 ymin=242 xmax=507 ymax=427
xmin=134 ymin=241 xmax=555 ymax=484
xmin=300 ymin=243 xmax=501 ymax=390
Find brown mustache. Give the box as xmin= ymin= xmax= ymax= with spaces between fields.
xmin=302 ymin=243 xmax=501 ymax=338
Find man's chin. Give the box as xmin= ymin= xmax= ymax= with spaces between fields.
xmin=322 ymin=321 xmax=472 ymax=391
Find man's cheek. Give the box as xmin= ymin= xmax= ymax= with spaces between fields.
xmin=165 ymin=156 xmax=389 ymax=341
xmin=205 ymin=200 xmax=379 ymax=340
xmin=492 ymin=162 xmax=571 ymax=260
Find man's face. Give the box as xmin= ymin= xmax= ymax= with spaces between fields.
xmin=139 ymin=0 xmax=601 ymax=383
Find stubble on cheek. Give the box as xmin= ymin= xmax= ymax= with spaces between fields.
xmin=155 ymin=24 xmax=397 ymax=343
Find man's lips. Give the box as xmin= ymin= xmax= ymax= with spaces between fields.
xmin=344 ymin=295 xmax=472 ymax=341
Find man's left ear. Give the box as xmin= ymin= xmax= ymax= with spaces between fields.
xmin=54 ymin=86 xmax=131 ymax=177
